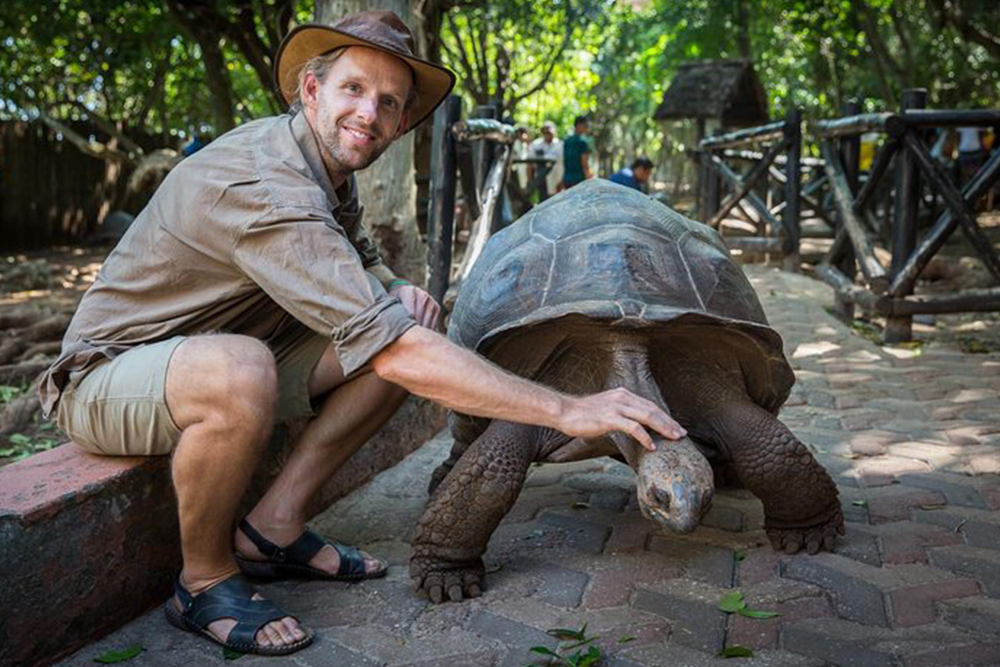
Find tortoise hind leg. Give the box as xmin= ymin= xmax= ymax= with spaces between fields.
xmin=411 ymin=420 xmax=570 ymax=603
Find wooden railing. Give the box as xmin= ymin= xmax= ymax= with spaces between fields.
xmin=694 ymin=109 xmax=803 ymax=270
xmin=812 ymin=88 xmax=1000 ymax=342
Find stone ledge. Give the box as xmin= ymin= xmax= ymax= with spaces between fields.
xmin=0 ymin=396 xmax=445 ymax=667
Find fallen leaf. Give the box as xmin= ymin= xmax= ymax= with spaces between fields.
xmin=93 ymin=645 xmax=143 ymax=663
xmin=717 ymin=590 xmax=747 ymax=613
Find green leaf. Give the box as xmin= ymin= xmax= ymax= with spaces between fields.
xmin=223 ymin=647 xmax=244 ymax=660
xmin=571 ymin=501 xmax=590 ymax=510
xmin=735 ymin=550 xmax=747 ymax=561
xmin=93 ymin=645 xmax=143 ymax=663
xmin=9 ymin=433 xmax=32 ymax=446
xmin=529 ymin=646 xmax=563 ymax=658
xmin=738 ymin=608 xmax=782 ymax=619
xmin=718 ymin=645 xmax=754 ymax=658
xmin=576 ymin=646 xmax=603 ymax=667
xmin=617 ymin=635 xmax=637 ymax=644
xmin=717 ymin=590 xmax=746 ymax=613
xmin=546 ymin=624 xmax=587 ymax=641
xmin=852 ymin=499 xmax=869 ymax=507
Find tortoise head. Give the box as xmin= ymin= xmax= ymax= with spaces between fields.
xmin=634 ymin=437 xmax=714 ymax=533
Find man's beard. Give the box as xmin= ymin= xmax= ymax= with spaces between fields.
xmin=316 ymin=115 xmax=391 ymax=175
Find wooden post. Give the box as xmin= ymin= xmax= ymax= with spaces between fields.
xmin=832 ymin=100 xmax=862 ymax=320
xmin=886 ymin=88 xmax=927 ymax=342
xmin=427 ymin=95 xmax=462 ymax=305
xmin=695 ymin=117 xmax=707 ymax=221
xmin=783 ymin=107 xmax=802 ymax=271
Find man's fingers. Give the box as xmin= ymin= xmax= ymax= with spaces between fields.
xmin=622 ymin=421 xmax=656 ymax=451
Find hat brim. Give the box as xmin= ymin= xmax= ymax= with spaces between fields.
xmin=275 ymin=24 xmax=456 ymax=133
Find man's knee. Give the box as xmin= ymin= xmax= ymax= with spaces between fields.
xmin=167 ymin=335 xmax=278 ymax=429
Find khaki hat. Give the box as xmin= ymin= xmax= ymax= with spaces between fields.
xmin=274 ymin=10 xmax=456 ymax=132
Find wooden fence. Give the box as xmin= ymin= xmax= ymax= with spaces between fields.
xmin=694 ymin=109 xmax=803 ymax=270
xmin=0 ymin=120 xmax=134 ymax=250
xmin=812 ymin=88 xmax=1000 ymax=341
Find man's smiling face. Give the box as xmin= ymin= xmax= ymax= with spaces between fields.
xmin=303 ymin=46 xmax=413 ymax=183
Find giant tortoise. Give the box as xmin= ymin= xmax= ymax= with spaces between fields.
xmin=410 ymin=179 xmax=844 ymax=603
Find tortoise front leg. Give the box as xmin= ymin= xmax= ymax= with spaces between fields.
xmin=718 ymin=400 xmax=844 ymax=553
xmin=663 ymin=372 xmax=843 ymax=554
xmin=411 ymin=420 xmax=563 ymax=603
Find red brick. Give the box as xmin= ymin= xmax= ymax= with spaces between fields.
xmin=868 ymin=489 xmax=947 ymax=524
xmin=879 ymin=525 xmax=964 ymax=564
xmin=605 ymin=522 xmax=650 ymax=554
xmin=737 ymin=547 xmax=782 ymax=587
xmin=726 ymin=611 xmax=779 ymax=650
xmin=888 ymin=579 xmax=981 ymax=627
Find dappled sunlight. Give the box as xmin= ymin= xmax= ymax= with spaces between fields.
xmin=792 ymin=340 xmax=841 ymax=358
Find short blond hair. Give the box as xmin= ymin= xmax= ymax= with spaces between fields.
xmin=288 ymin=46 xmax=419 ymax=114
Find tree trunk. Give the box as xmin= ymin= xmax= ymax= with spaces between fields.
xmin=315 ymin=0 xmax=427 ymax=284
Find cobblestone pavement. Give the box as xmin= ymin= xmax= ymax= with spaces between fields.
xmin=56 ymin=267 xmax=1000 ymax=667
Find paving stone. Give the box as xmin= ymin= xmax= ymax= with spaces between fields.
xmin=466 ymin=610 xmax=553 ymax=650
xmin=898 ymin=472 xmax=998 ymax=510
xmin=872 ymin=521 xmax=964 ymax=564
xmin=866 ymin=488 xmax=948 ymax=524
xmin=530 ymin=562 xmax=589 ymax=608
xmin=911 ymin=504 xmax=1000 ymax=550
xmin=903 ymin=642 xmax=1000 ymax=667
xmin=926 ymin=545 xmax=1000 ymax=597
xmin=781 ymin=618 xmax=901 ymax=667
xmin=938 ymin=595 xmax=1000 ymax=637
xmin=605 ymin=522 xmax=651 ymax=554
xmin=646 ymin=536 xmax=736 ymax=587
xmin=580 ymin=554 xmax=683 ymax=609
xmin=632 ymin=580 xmax=727 ymax=654
xmin=700 ymin=504 xmax=746 ymax=532
xmin=831 ymin=521 xmax=883 ymax=566
xmin=887 ymin=578 xmax=980 ymax=627
xmin=537 ymin=512 xmax=612 ymax=554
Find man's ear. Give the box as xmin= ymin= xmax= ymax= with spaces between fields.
xmin=301 ymin=71 xmax=320 ymax=111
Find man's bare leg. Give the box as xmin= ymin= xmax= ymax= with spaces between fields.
xmin=237 ymin=342 xmax=408 ymax=575
xmin=166 ymin=334 xmax=306 ymax=649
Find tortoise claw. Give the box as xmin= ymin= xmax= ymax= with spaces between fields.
xmin=410 ymin=556 xmax=485 ymax=604
xmin=765 ymin=504 xmax=845 ymax=556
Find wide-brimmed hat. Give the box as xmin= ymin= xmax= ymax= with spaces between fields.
xmin=274 ymin=10 xmax=456 ymax=131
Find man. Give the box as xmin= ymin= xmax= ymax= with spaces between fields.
xmin=527 ymin=120 xmax=563 ymax=200
xmin=40 ymin=11 xmax=685 ymax=656
xmin=609 ymin=157 xmax=654 ymax=193
xmin=561 ymin=115 xmax=593 ymax=190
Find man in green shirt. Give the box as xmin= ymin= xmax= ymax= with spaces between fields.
xmin=561 ymin=115 xmax=594 ymax=189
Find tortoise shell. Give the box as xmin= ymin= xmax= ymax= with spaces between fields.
xmin=448 ymin=178 xmax=794 ymax=420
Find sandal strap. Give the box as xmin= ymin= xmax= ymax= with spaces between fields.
xmin=330 ymin=541 xmax=367 ymax=577
xmin=175 ymin=574 xmax=288 ymax=646
xmin=240 ymin=518 xmax=365 ymax=574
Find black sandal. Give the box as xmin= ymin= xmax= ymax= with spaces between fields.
xmin=163 ymin=573 xmax=313 ymax=656
xmin=234 ymin=518 xmax=388 ymax=581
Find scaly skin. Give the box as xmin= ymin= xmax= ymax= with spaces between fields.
xmin=661 ymin=361 xmax=844 ymax=554
xmin=411 ymin=420 xmax=569 ymax=602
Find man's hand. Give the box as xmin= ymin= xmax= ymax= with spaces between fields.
xmin=390 ymin=283 xmax=441 ymax=331
xmin=557 ymin=388 xmax=686 ymax=452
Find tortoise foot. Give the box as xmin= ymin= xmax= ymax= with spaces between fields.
xmin=410 ymin=555 xmax=485 ymax=604
xmin=765 ymin=504 xmax=845 ymax=555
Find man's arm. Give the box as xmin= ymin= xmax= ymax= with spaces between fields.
xmin=371 ymin=326 xmax=686 ymax=450
xmin=581 ymin=151 xmax=592 ymax=180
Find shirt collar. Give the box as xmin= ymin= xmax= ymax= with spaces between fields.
xmin=290 ymin=111 xmax=357 ymax=211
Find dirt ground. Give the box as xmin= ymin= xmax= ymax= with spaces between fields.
xmin=2 ymin=208 xmax=998 ymax=465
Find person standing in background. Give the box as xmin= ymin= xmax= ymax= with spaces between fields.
xmin=528 ymin=120 xmax=562 ymax=200
xmin=561 ymin=115 xmax=593 ymax=190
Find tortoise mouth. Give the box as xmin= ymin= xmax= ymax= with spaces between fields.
xmin=637 ymin=479 xmax=713 ymax=533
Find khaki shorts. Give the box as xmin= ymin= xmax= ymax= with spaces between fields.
xmin=56 ymin=320 xmax=330 ymax=456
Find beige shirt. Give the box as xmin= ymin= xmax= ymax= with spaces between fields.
xmin=40 ymin=112 xmax=414 ymax=416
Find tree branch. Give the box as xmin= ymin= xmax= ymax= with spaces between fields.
xmin=510 ymin=8 xmax=575 ymax=107
xmin=60 ymin=100 xmax=144 ymax=156
xmin=930 ymin=0 xmax=1000 ymax=61
xmin=35 ymin=109 xmax=131 ymax=163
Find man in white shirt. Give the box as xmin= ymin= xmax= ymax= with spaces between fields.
xmin=527 ymin=120 xmax=563 ymax=200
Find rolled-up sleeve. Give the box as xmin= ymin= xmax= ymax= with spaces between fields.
xmin=232 ymin=205 xmax=415 ymax=376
